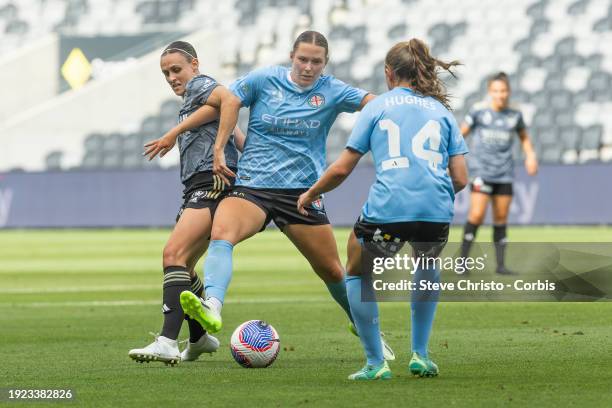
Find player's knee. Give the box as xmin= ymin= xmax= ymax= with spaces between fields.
xmin=317 ymin=261 xmax=345 ymax=283
xmin=210 ymin=223 xmax=237 ymax=243
xmin=162 ymin=243 xmax=185 ymax=267
xmin=345 ymin=264 xmax=361 ymax=277
xmin=493 ymin=215 xmax=508 ymax=225
xmin=468 ymin=213 xmax=485 ymax=225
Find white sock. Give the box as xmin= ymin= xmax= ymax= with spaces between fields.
xmin=206 ymin=296 xmax=223 ymax=314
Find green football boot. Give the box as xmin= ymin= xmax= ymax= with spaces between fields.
xmin=408 ymin=352 xmax=439 ymax=377
xmin=180 ymin=291 xmax=222 ymax=333
xmin=348 ymin=361 xmax=392 ymax=380
xmin=349 ymin=323 xmax=396 ymax=361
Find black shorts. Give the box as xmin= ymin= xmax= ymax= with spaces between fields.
xmin=176 ymin=171 xmax=235 ymax=222
xmin=354 ymin=217 xmax=450 ymax=258
xmin=225 ymin=186 xmax=330 ymax=231
xmin=470 ymin=177 xmax=513 ymax=196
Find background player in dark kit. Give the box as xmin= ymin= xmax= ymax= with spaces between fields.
xmin=460 ymin=72 xmax=538 ymax=275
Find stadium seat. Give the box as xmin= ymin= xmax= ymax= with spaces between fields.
xmin=568 ymin=0 xmax=589 ymax=16
xmin=140 ymin=116 xmax=162 ymax=136
xmin=102 ymin=151 xmax=123 ymax=169
xmin=122 ymin=133 xmax=143 ymax=157
xmin=83 ymin=133 xmax=104 ymax=154
xmin=600 ymin=146 xmax=612 ymax=162
xmin=81 ymin=152 xmax=104 ymax=169
xmin=578 ymin=149 xmax=600 ymax=163
xmin=45 ymin=151 xmax=63 ymax=170
xmin=103 ymin=133 xmax=124 ymax=155
xmin=540 ymin=145 xmax=563 ymax=163
xmin=560 ymin=125 xmax=582 ymax=150
xmin=561 ymin=149 xmax=578 ymax=164
xmin=580 ymin=125 xmax=603 ymax=150
xmin=160 ymin=99 xmax=181 ymax=120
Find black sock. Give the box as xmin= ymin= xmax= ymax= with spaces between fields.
xmin=186 ymin=274 xmax=206 ymax=343
xmin=460 ymin=222 xmax=479 ymax=258
xmin=160 ymin=266 xmax=191 ymax=340
xmin=493 ymin=224 xmax=507 ymax=269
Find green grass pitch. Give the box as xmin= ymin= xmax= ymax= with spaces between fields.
xmin=1 ymin=227 xmax=611 ymax=407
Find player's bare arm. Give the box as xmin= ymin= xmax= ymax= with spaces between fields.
xmin=233 ymin=126 xmax=246 ymax=152
xmin=143 ymin=104 xmax=219 ymax=160
xmin=207 ymin=88 xmax=242 ymax=184
xmin=358 ymin=93 xmax=377 ymax=110
xmin=297 ymin=148 xmax=363 ymax=215
xmin=519 ymin=128 xmax=538 ymax=176
xmin=449 ymin=154 xmax=469 ymax=192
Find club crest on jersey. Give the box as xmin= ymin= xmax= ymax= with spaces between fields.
xmin=308 ymin=93 xmax=325 ymax=108
xmin=270 ymin=88 xmax=284 ymax=104
xmin=482 ymin=111 xmax=493 ymax=125
xmin=311 ymin=198 xmax=324 ymax=211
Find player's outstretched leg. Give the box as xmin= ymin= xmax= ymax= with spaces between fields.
xmin=410 ymin=266 xmax=440 ymax=377
xmin=181 ymin=274 xmax=220 ymax=361
xmin=180 ymin=291 xmax=223 ymax=334
xmin=181 ymin=239 xmax=234 ymax=333
xmin=284 ymin=224 xmax=396 ymax=361
xmin=346 ymin=275 xmax=392 ymax=380
xmin=184 ymin=196 xmax=267 ymax=333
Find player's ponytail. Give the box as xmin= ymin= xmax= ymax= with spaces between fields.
xmin=385 ymin=38 xmax=460 ymax=110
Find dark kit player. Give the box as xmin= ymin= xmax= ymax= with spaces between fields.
xmin=460 ymin=72 xmax=538 ymax=275
xmin=128 ymin=41 xmax=244 ymax=365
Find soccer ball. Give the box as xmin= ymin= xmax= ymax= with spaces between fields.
xmin=230 ymin=320 xmax=280 ymax=368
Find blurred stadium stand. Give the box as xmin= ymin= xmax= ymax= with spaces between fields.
xmin=1 ymin=0 xmax=611 ymax=171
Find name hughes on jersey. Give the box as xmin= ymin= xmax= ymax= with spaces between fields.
xmin=384 ymin=94 xmax=436 ymax=110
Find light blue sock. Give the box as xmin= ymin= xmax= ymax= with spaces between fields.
xmin=411 ymin=266 xmax=440 ymax=358
xmin=203 ymin=240 xmax=234 ymax=303
xmin=346 ymin=275 xmax=383 ymax=366
xmin=325 ymin=279 xmax=354 ymax=323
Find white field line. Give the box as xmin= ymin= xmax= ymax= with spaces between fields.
xmin=0 ymin=296 xmax=332 ymax=308
xmin=0 ymin=285 xmax=160 ymax=294
xmin=0 ymin=280 xmax=317 ymax=294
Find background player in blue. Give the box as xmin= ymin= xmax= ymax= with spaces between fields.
xmin=298 ymin=39 xmax=468 ymax=380
xmin=459 ymin=72 xmax=538 ymax=275
xmin=179 ymin=31 xmax=395 ymax=361
xmin=128 ymin=41 xmax=244 ymax=365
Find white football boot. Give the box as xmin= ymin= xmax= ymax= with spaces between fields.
xmin=349 ymin=323 xmax=396 ymax=361
xmin=180 ymin=333 xmax=220 ymax=361
xmin=128 ymin=334 xmax=181 ymax=366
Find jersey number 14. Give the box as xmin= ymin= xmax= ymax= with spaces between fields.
xmin=379 ymin=119 xmax=443 ymax=172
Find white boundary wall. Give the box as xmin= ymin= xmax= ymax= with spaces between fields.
xmin=0 ymin=34 xmax=59 ymax=124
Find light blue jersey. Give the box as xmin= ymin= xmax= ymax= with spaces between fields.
xmin=230 ymin=65 xmax=367 ymax=188
xmin=347 ymin=87 xmax=468 ymax=224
